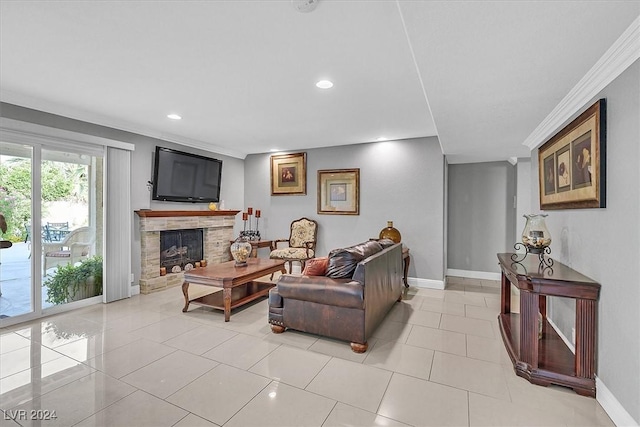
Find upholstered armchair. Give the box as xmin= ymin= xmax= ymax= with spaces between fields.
xmin=43 ymin=226 xmax=95 ymax=275
xmin=269 ymin=217 xmax=318 ymax=273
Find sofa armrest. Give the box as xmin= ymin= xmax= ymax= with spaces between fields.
xmin=276 ymin=274 xmax=364 ymax=309
xmin=269 ymin=287 xmax=283 ymax=308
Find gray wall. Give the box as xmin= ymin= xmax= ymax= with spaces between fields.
xmin=447 ymin=161 xmax=517 ymax=273
xmin=515 ymin=158 xmax=532 ymax=245
xmin=0 ymin=103 xmax=246 ymax=286
xmin=530 ymin=62 xmax=639 ymax=422
xmin=243 ymin=137 xmax=446 ymax=281
xmin=129 ymin=142 xmax=244 ymax=285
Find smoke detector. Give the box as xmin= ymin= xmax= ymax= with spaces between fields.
xmin=291 ymin=0 xmax=319 ymax=13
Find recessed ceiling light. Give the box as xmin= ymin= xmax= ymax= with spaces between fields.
xmin=316 ymin=80 xmax=333 ymax=89
xmin=376 ymin=137 xmax=388 ymax=142
xmin=167 ymin=114 xmax=182 ymax=120
xmin=270 ymin=148 xmax=280 ymax=152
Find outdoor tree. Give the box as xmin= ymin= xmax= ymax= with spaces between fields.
xmin=0 ymin=159 xmax=77 ymax=240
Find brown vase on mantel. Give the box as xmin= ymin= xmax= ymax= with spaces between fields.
xmin=379 ymin=221 xmax=401 ymax=243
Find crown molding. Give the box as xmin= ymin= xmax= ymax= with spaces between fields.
xmin=523 ymin=16 xmax=640 ymax=151
xmin=1 ymin=117 xmax=134 ymax=152
xmin=1 ymin=90 xmax=247 ymax=159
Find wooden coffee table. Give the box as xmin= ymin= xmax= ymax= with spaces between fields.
xmin=182 ymin=258 xmax=286 ymax=321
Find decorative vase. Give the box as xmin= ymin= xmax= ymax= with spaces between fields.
xmin=379 ymin=221 xmax=401 ymax=243
xmin=230 ymin=236 xmax=252 ymax=266
xmin=521 ymin=214 xmax=551 ymax=253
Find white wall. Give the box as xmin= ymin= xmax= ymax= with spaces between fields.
xmin=530 ymin=62 xmax=640 ymax=424
xmin=243 ymin=137 xmax=446 ymax=282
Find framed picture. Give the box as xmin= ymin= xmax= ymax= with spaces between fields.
xmin=538 ymin=99 xmax=606 ymax=209
xmin=317 ymin=169 xmax=360 ymax=215
xmin=270 ymin=152 xmax=306 ymax=195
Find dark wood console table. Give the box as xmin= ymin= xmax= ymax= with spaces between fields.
xmin=497 ymin=253 xmax=600 ymax=397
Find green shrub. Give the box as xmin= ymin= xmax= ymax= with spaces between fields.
xmin=43 ymin=256 xmax=103 ymax=305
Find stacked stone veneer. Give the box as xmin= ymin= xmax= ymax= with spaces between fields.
xmin=137 ymin=213 xmax=236 ymax=294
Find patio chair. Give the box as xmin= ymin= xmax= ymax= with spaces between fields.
xmin=43 ymin=226 xmax=94 ymax=275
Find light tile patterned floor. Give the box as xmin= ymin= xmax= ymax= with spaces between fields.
xmin=0 ymin=277 xmax=614 ymax=426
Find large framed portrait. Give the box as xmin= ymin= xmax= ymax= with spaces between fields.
xmin=270 ymin=152 xmax=307 ymax=196
xmin=317 ymin=169 xmax=360 ymax=215
xmin=538 ymin=99 xmax=606 ymax=210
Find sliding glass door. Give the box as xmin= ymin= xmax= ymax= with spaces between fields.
xmin=41 ymin=148 xmax=103 ymax=312
xmin=0 ymin=142 xmax=34 ymax=319
xmin=0 ymin=142 xmax=104 ymax=324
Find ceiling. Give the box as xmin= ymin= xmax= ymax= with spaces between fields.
xmin=1 ymin=1 xmax=638 ymax=163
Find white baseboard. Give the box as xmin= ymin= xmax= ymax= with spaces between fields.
xmin=409 ymin=277 xmax=445 ymax=290
xmin=446 ymin=268 xmax=501 ymax=281
xmin=546 ymin=320 xmax=638 ymax=426
xmin=131 ymin=285 xmax=140 ymax=296
xmin=596 ymin=376 xmax=639 ymax=427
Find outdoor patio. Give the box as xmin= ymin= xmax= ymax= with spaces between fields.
xmin=0 ymin=241 xmax=53 ymax=318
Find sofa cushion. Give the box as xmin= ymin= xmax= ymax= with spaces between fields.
xmin=325 ymin=240 xmax=383 ymax=279
xmin=302 ymin=257 xmax=329 ymax=276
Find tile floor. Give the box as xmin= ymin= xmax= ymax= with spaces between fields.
xmin=0 ymin=277 xmax=614 ymax=427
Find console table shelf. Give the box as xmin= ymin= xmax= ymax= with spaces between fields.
xmin=497 ymin=253 xmax=600 ymax=397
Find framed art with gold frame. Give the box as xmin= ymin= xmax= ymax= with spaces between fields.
xmin=317 ymin=169 xmax=360 ymax=215
xmin=270 ymin=152 xmax=306 ymax=195
xmin=538 ymin=99 xmax=606 ymax=210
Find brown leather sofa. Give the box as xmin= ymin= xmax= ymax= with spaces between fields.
xmin=268 ymin=239 xmax=404 ymax=352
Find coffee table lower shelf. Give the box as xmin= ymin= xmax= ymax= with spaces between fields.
xmin=187 ymin=282 xmax=274 ymax=313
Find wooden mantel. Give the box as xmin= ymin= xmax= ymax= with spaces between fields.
xmin=135 ymin=210 xmax=240 ymax=218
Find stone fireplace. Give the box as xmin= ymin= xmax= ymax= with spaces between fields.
xmin=135 ymin=210 xmax=239 ymax=294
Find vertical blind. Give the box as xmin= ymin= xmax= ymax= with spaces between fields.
xmin=104 ymin=147 xmax=132 ymax=302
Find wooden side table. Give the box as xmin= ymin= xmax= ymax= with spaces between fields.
xmin=497 ymin=253 xmax=600 ymax=397
xmin=402 ymin=247 xmax=410 ymax=287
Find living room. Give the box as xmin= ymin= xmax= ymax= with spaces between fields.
xmin=1 ymin=2 xmax=639 ymax=426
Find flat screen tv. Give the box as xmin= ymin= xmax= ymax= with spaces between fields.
xmin=152 ymin=146 xmax=222 ymax=203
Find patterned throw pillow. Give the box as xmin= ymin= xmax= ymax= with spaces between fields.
xmin=302 ymin=257 xmax=329 ymax=276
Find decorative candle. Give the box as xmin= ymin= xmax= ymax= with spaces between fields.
xmin=247 ymin=207 xmax=253 ymax=215
xmin=242 ymin=212 xmax=248 ymax=221
xmin=201 ymin=259 xmax=207 ymax=267
xmin=160 ymin=267 xmax=166 ymax=276
xmin=195 ymin=261 xmax=201 ymax=268
xmin=255 ymin=210 xmax=261 ymax=218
